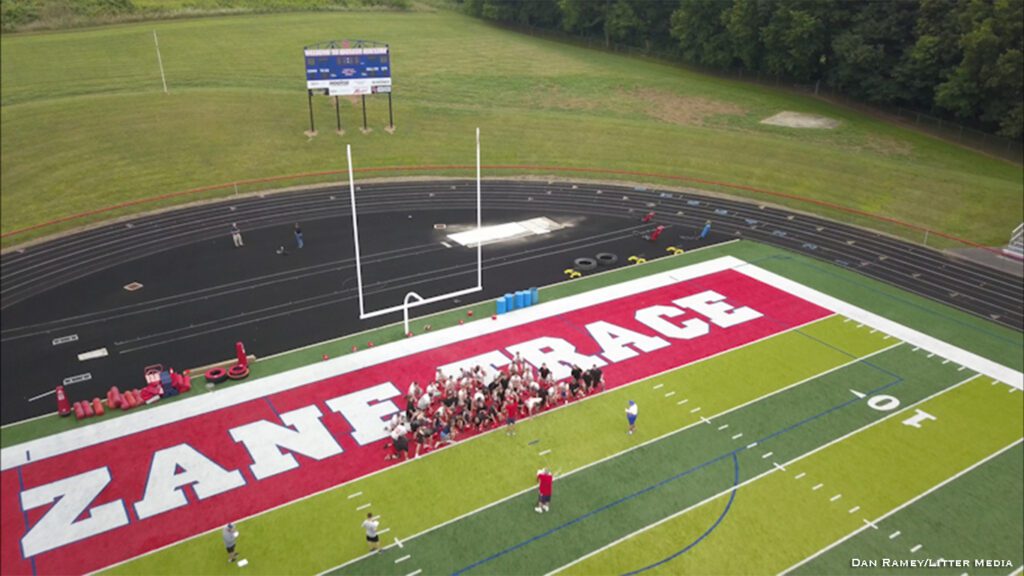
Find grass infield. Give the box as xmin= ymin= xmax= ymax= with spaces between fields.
xmin=1 ymin=10 xmax=1021 ymax=246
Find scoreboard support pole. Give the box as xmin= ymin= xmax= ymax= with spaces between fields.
xmin=334 ymin=96 xmax=343 ymax=134
xmin=388 ymin=93 xmax=395 ymax=132
xmin=361 ymin=95 xmax=369 ymax=133
xmin=306 ymin=90 xmax=317 ymax=136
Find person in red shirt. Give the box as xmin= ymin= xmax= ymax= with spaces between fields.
xmin=535 ymin=468 xmax=553 ymax=513
xmin=505 ymin=397 xmax=518 ymax=436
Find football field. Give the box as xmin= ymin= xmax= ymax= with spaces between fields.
xmin=2 ymin=254 xmax=1020 ymax=575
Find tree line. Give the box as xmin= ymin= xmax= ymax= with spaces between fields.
xmin=460 ymin=0 xmax=1023 ymax=139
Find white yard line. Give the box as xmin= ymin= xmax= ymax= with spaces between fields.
xmin=546 ymin=374 xmax=985 ymax=576
xmin=779 ymin=438 xmax=1022 ymax=575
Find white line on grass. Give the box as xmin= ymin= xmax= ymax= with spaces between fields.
xmin=653 ymin=384 xmax=664 ymax=390
xmin=406 ymin=570 xmax=422 ymax=576
xmin=888 ymin=531 xmax=900 ymax=539
xmin=717 ymin=424 xmax=729 ymax=431
xmin=538 ymin=449 xmax=552 ymax=457
xmin=732 ymin=433 xmax=744 ymax=440
xmin=863 ymin=519 xmax=879 ymax=529
xmin=830 ymin=494 xmax=842 ymax=502
xmin=773 ymin=462 xmax=786 ymax=472
xmin=677 ymin=399 xmax=689 ymax=405
xmin=762 ymin=452 xmax=774 ymax=459
xmin=356 ymin=503 xmax=372 ymax=511
xmin=690 ymin=407 xmax=702 ymax=414
xmin=910 ymin=544 xmax=922 ymax=553
xmin=812 ymin=483 xmax=824 ymax=491
xmin=548 ymin=374 xmax=984 ymax=576
xmin=665 ymin=391 xmax=676 ymax=398
xmin=795 ymin=472 xmax=807 ymax=480
xmin=779 ymin=436 xmax=1020 ymax=575
xmin=378 ymin=528 xmax=390 ymax=535
xmin=395 ymin=555 xmax=411 ymax=564
xmin=699 ymin=417 xmax=711 ymax=425
xmin=347 ymin=492 xmax=363 ymax=499
xmin=1009 ymin=564 xmax=1023 ymax=576
xmin=848 ymin=506 xmax=860 ymax=514
xmin=747 ymin=442 xmax=758 ymax=449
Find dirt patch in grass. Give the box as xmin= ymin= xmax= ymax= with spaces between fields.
xmin=629 ymin=89 xmax=746 ymax=126
xmin=761 ymin=111 xmax=840 ymax=129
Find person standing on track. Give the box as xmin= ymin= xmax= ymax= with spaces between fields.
xmin=222 ymin=522 xmax=239 ymax=563
xmin=230 ymin=223 xmax=244 ymax=248
xmin=626 ymin=400 xmax=638 ymax=435
xmin=535 ymin=468 xmax=553 ymax=513
xmin=362 ymin=512 xmax=380 ymax=553
xmin=294 ymin=223 xmax=304 ymax=249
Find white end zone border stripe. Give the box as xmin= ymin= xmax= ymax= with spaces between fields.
xmin=735 ymin=265 xmax=1023 ymax=390
xmin=0 ymin=256 xmax=746 ymax=471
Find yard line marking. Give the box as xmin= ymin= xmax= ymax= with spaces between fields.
xmin=889 ymin=531 xmax=901 ymax=539
xmin=689 ymin=407 xmax=701 ymax=414
xmin=677 ymin=398 xmax=689 ymax=405
xmin=717 ymin=424 xmax=729 ymax=430
xmin=910 ymin=544 xmax=922 ymax=553
xmin=731 ymin=433 xmax=743 ymax=440
xmin=781 ymin=438 xmax=1020 ymax=575
xmin=395 ymin=537 xmax=403 ymax=549
xmin=347 ymin=492 xmax=363 ymax=499
xmin=1009 ymin=565 xmax=1023 ymax=576
xmin=378 ymin=528 xmax=391 ymax=535
xmin=795 ymin=472 xmax=806 ymax=480
xmin=407 ymin=570 xmax=423 ymax=576
xmin=546 ymin=375 xmax=987 ymax=576
xmin=664 ymin=391 xmax=676 ymax=398
xmin=863 ymin=518 xmax=878 ymax=529
xmin=761 ymin=452 xmax=774 ymax=459
xmin=848 ymin=506 xmax=860 ymax=514
xmin=538 ymin=449 xmax=552 ymax=457
xmin=356 ymin=503 xmax=372 ymax=511
xmin=812 ymin=483 xmax=824 ymax=491
xmin=830 ymin=494 xmax=842 ymax=502
xmin=395 ymin=555 xmax=411 ymax=564
xmin=653 ymin=384 xmax=664 ymax=390
xmin=699 ymin=416 xmax=711 ymax=425
xmin=772 ymin=462 xmax=786 ymax=472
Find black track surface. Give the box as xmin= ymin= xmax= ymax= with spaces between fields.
xmin=1 ymin=180 xmax=1021 ymax=425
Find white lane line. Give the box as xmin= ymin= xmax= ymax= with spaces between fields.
xmin=78 ymin=348 xmax=109 ymax=361
xmin=407 ymin=570 xmax=423 ymax=576
xmin=347 ymin=492 xmax=364 ymax=499
xmin=812 ymin=483 xmax=824 ymax=491
xmin=395 ymin=555 xmax=411 ymax=564
xmin=717 ymin=424 xmax=728 ymax=431
xmin=746 ymin=442 xmax=758 ymax=449
xmin=731 ymin=433 xmax=743 ymax=440
xmin=378 ymin=528 xmax=391 ymax=535
xmin=781 ymin=438 xmax=1020 ymax=575
xmin=538 ymin=449 xmax=552 ymax=457
xmin=356 ymin=503 xmax=372 ymax=511
xmin=830 ymin=494 xmax=842 ymax=502
xmin=677 ymin=398 xmax=689 ymax=405
xmin=889 ymin=530 xmax=901 ymax=539
xmin=910 ymin=544 xmax=923 ymax=553
xmin=795 ymin=472 xmax=807 ymax=480
xmin=440 ymin=241 xmax=452 ymax=248
xmin=665 ymin=391 xmax=676 ymax=398
xmin=27 ymin=389 xmax=57 ymax=402
xmin=848 ymin=506 xmax=861 ymax=514
xmin=653 ymin=384 xmax=664 ymax=390
xmin=761 ymin=452 xmax=774 ymax=459
xmin=689 ymin=407 xmax=701 ymax=414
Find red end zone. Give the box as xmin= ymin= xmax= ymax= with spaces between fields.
xmin=1 ymin=270 xmax=829 ymax=575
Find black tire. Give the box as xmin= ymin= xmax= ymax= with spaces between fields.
xmin=595 ymin=252 xmax=618 ymax=266
xmin=574 ymin=257 xmax=598 ymax=271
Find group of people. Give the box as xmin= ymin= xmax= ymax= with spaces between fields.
xmin=229 ymin=222 xmax=303 ymax=253
xmin=382 ymin=354 xmax=605 ymax=461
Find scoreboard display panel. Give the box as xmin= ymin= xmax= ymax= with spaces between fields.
xmin=304 ymin=46 xmax=392 ymax=96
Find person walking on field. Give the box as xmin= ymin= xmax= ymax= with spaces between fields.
xmin=535 ymin=467 xmax=553 ymax=513
xmin=222 ymin=522 xmax=239 ymax=563
xmin=362 ymin=512 xmax=381 ymax=553
xmin=626 ymin=400 xmax=638 ymax=435
xmin=230 ymin=223 xmax=244 ymax=248
xmin=294 ymin=223 xmax=304 ymax=249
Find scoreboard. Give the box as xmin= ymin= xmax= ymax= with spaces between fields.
xmin=304 ymin=46 xmax=391 ymax=96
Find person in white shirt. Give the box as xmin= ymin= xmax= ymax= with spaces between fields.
xmin=626 ymin=400 xmax=638 ymax=434
xmin=222 ymin=522 xmax=239 ymax=562
xmin=361 ymin=513 xmax=380 ymax=552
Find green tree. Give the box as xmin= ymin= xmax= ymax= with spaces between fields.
xmin=670 ymin=0 xmax=734 ymax=68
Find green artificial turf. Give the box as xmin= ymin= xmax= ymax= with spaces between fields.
xmin=104 ymin=315 xmax=888 ymax=575
xmin=793 ymin=443 xmax=1023 ymax=576
xmin=2 ymin=10 xmax=1021 ymax=247
xmin=564 ymin=376 xmax=1023 ymax=575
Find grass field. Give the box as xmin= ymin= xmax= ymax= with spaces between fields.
xmin=1 ymin=8 xmax=1022 ymax=247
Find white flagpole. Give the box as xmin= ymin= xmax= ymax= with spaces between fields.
xmin=347 ymin=145 xmax=366 ymax=317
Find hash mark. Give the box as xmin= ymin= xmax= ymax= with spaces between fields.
xmin=812 ymin=483 xmax=824 ymax=491
xmin=407 ymin=570 xmax=423 ymax=576
xmin=746 ymin=442 xmax=758 ymax=449
xmin=395 ymin=555 xmax=411 ymax=564
xmin=942 ymin=359 xmax=950 ymax=364
xmin=677 ymin=399 xmax=688 ymax=405
xmin=717 ymin=424 xmax=728 ymax=430
xmin=761 ymin=452 xmax=774 ymax=459
xmin=848 ymin=506 xmax=861 ymax=514
xmin=910 ymin=544 xmax=922 ymax=553
xmin=927 ymin=353 xmax=935 ymax=358
xmin=830 ymin=494 xmax=842 ymax=502
xmin=958 ymin=366 xmax=966 ymax=371
xmin=356 ymin=503 xmax=372 ymax=511
xmin=378 ymin=528 xmax=391 ymax=535
xmin=665 ymin=391 xmax=676 ymax=398
xmin=347 ymin=491 xmax=363 ymax=499
xmin=889 ymin=531 xmax=901 ymax=539
xmin=731 ymin=433 xmax=743 ymax=440
xmin=795 ymin=472 xmax=806 ymax=480
xmin=538 ymin=449 xmax=552 ymax=456
xmin=690 ymin=407 xmax=701 ymax=414
xmin=912 ymin=347 xmax=920 ymax=352
xmin=653 ymin=384 xmax=664 ymax=390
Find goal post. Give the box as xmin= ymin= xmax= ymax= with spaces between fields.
xmin=347 ymin=128 xmax=483 ymax=333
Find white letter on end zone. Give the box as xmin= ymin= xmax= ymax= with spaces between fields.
xmin=20 ymin=467 xmax=129 ymax=557
xmin=326 ymin=382 xmax=402 ymax=446
xmin=134 ymin=444 xmax=246 ymax=520
xmin=584 ymin=321 xmax=669 ymax=363
xmin=673 ymin=290 xmax=762 ymax=328
xmin=230 ymin=405 xmax=344 ymax=481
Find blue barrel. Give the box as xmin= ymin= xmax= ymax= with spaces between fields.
xmin=496 ymin=298 xmax=507 ymax=315
xmin=504 ymin=293 xmax=515 ymax=310
xmin=530 ymin=287 xmax=539 ymax=305
xmin=514 ymin=291 xmax=525 ymax=309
